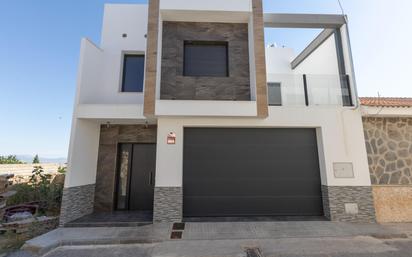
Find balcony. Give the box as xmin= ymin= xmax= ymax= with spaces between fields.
xmin=264 ymin=13 xmax=357 ymax=110
xmin=267 ymin=74 xmax=353 ymax=107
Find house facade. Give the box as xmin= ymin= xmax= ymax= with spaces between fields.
xmin=60 ymin=0 xmax=377 ymax=225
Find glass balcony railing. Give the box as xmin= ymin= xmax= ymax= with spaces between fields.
xmin=267 ymin=74 xmax=353 ymax=107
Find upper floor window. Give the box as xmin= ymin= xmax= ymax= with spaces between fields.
xmin=183 ymin=41 xmax=228 ymax=77
xmin=268 ymin=82 xmax=282 ymax=106
xmin=121 ymin=54 xmax=145 ymax=92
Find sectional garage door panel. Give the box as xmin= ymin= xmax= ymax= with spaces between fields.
xmin=183 ymin=128 xmax=323 ymax=217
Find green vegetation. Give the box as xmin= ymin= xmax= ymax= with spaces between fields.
xmin=0 ymin=155 xmax=24 ymax=164
xmin=32 ymin=154 xmax=40 ymax=164
xmin=0 ymin=230 xmax=30 ymax=254
xmin=0 ymin=166 xmax=64 ymax=254
xmin=57 ymin=166 xmax=67 ymax=174
xmin=6 ymin=166 xmax=64 ymax=216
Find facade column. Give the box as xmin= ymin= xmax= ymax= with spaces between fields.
xmin=60 ymin=119 xmax=100 ymax=225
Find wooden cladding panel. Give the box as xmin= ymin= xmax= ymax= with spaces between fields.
xmin=252 ymin=0 xmax=268 ymax=118
xmin=143 ymin=0 xmax=160 ymax=116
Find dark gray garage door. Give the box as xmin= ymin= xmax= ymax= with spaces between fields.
xmin=183 ymin=128 xmax=323 ymax=217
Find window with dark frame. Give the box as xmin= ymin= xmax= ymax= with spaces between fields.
xmin=183 ymin=41 xmax=229 ymax=77
xmin=121 ymin=54 xmax=145 ymax=92
xmin=268 ymin=82 xmax=282 ymax=106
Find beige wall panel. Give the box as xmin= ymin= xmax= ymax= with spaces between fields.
xmin=373 ymin=186 xmax=412 ymax=223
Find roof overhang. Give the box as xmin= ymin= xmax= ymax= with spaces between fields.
xmin=264 ymin=13 xmax=346 ymax=29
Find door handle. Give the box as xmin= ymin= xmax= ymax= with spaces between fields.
xmin=149 ymin=172 xmax=154 ymax=186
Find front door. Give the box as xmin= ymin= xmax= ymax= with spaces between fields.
xmin=115 ymin=143 xmax=156 ymax=211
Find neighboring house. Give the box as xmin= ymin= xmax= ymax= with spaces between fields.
xmin=60 ymin=0 xmax=374 ymax=225
xmin=361 ymin=97 xmax=412 ymax=223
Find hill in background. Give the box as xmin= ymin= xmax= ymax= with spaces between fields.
xmin=15 ymin=155 xmax=67 ymax=164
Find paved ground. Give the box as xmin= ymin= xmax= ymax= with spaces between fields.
xmin=23 ymin=236 xmax=412 ymax=257
xmin=7 ymin=222 xmax=412 ymax=257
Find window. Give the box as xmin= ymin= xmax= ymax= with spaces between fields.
xmin=268 ymin=82 xmax=282 ymax=106
xmin=121 ymin=55 xmax=145 ymax=92
xmin=184 ymin=41 xmax=228 ymax=77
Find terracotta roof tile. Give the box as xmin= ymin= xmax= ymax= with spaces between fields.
xmin=360 ymin=97 xmax=412 ymax=108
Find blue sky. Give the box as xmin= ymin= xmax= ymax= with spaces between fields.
xmin=0 ymin=0 xmax=411 ymax=158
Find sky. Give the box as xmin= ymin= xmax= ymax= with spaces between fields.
xmin=0 ymin=0 xmax=411 ymax=158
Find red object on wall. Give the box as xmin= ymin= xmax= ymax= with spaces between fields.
xmin=167 ymin=132 xmax=176 ymax=144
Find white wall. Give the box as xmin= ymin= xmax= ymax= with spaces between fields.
xmin=155 ymin=100 xmax=257 ymax=117
xmin=160 ymin=0 xmax=251 ymax=12
xmin=293 ymin=35 xmax=339 ymax=75
xmin=155 ymin=107 xmax=371 ymax=187
xmin=292 ymin=35 xmax=342 ymax=106
xmin=78 ymin=4 xmax=148 ymax=105
xmin=265 ymin=47 xmax=306 ymax=106
xmin=64 ymin=119 xmax=100 ymax=188
xmin=76 ymin=39 xmax=103 ymax=105
xmin=66 ymin=4 xmax=150 ymax=188
xmin=159 ymin=0 xmax=251 ymax=23
xmin=75 ymin=104 xmax=145 ymax=120
xmin=265 ymin=47 xmax=295 ymax=74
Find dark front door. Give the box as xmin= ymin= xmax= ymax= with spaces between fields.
xmin=183 ymin=128 xmax=323 ymax=217
xmin=115 ymin=143 xmax=156 ymax=211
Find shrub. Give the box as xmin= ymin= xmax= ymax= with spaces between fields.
xmin=57 ymin=166 xmax=66 ymax=174
xmin=0 ymin=155 xmax=24 ymax=164
xmin=6 ymin=166 xmax=63 ymax=216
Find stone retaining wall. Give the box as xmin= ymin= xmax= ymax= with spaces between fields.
xmin=363 ymin=117 xmax=412 ymax=222
xmin=363 ymin=117 xmax=412 ymax=185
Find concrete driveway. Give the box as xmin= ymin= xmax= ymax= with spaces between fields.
xmin=35 ymin=236 xmax=412 ymax=257
xmin=11 ymin=222 xmax=412 ymax=257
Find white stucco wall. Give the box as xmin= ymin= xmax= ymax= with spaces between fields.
xmin=265 ymin=47 xmax=295 ymax=74
xmin=75 ymin=104 xmax=145 ymax=120
xmin=78 ymin=4 xmax=148 ymax=105
xmin=155 ymin=100 xmax=257 ymax=117
xmin=264 ymin=40 xmax=346 ymax=107
xmin=160 ymin=0 xmax=251 ymax=12
xmin=64 ymin=119 xmax=100 ymax=188
xmin=66 ymin=5 xmax=150 ymax=188
xmin=293 ymin=35 xmax=339 ymax=75
xmin=292 ymin=35 xmax=342 ymax=106
xmin=265 ymin=47 xmax=305 ymax=106
xmin=155 ymin=107 xmax=371 ymax=188
xmin=76 ymin=39 xmax=104 ymax=105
